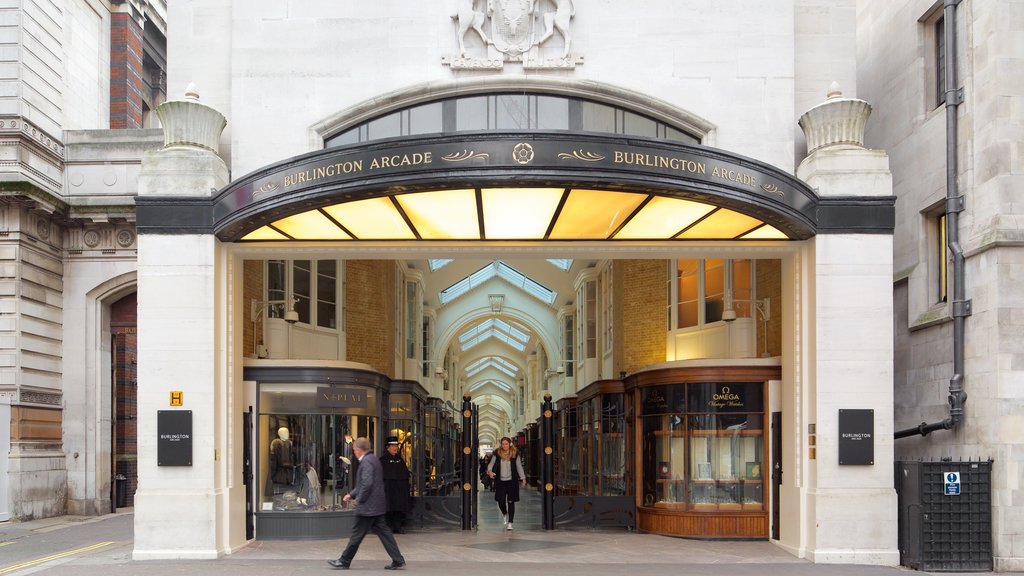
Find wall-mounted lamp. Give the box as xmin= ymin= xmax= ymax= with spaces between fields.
xmin=250 ymin=298 xmax=299 ymax=357
xmin=721 ymin=292 xmax=772 ymax=357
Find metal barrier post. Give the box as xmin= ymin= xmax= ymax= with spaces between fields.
xmin=541 ymin=393 xmax=554 ymax=529
xmin=461 ymin=394 xmax=474 ymax=530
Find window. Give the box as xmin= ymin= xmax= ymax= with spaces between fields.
xmin=672 ymin=259 xmax=754 ymax=329
xmin=563 ymin=315 xmax=575 ymax=378
xmin=584 ymin=280 xmax=597 ymax=359
xmin=601 ymin=265 xmax=614 ymax=354
xmin=922 ymin=8 xmax=949 ymax=110
xmin=421 ymin=317 xmax=432 ymax=378
xmin=937 ymin=213 xmax=948 ymax=303
xmin=317 ymin=260 xmax=337 ymax=329
xmin=935 ymin=16 xmax=946 ymax=107
xmin=406 ymin=281 xmax=418 ymax=359
xmin=266 ymin=260 xmax=340 ymax=328
xmin=325 ymin=94 xmax=701 ymax=148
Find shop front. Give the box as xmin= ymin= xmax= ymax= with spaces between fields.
xmin=626 ymin=364 xmax=779 ymax=538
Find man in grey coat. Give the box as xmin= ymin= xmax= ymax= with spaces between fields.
xmin=328 ymin=437 xmax=406 ymax=570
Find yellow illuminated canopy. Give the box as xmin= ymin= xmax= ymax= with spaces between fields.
xmin=240 ymin=187 xmax=793 ymax=242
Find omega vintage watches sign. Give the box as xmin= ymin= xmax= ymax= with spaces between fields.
xmin=444 ymin=0 xmax=581 ymax=70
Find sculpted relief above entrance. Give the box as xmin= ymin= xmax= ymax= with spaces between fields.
xmin=444 ymin=0 xmax=582 ymax=70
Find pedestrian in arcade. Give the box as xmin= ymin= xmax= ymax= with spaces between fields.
xmin=381 ymin=435 xmax=411 ymax=533
xmin=328 ymin=437 xmax=406 ymax=570
xmin=486 ymin=436 xmax=527 ymax=530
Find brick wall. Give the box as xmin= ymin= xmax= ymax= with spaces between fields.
xmin=620 ymin=260 xmax=667 ymax=373
xmin=756 ymin=259 xmax=782 ymax=358
xmin=110 ymin=12 xmax=144 ymax=129
xmin=345 ymin=261 xmax=395 ymax=374
xmin=243 ymin=260 xmax=263 ymax=358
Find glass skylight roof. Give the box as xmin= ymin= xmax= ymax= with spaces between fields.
xmin=547 ymin=259 xmax=573 ymax=271
xmin=439 ymin=261 xmax=556 ymax=306
xmin=467 ymin=379 xmax=513 ymax=394
xmin=465 ymin=356 xmax=519 ymax=378
xmin=458 ymin=318 xmax=530 ymax=352
xmin=428 ymin=259 xmax=453 ymax=271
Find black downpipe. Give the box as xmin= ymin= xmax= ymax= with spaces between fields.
xmin=896 ymin=0 xmax=969 ymax=440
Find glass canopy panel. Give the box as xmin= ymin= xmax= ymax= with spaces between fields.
xmin=740 ymin=225 xmax=789 ymax=240
xmin=676 ymin=208 xmax=763 ymax=239
xmin=549 ymin=189 xmax=646 ymax=239
xmin=322 ymin=198 xmax=415 ymax=239
xmin=481 ymin=188 xmax=563 ymax=239
xmin=395 ymin=189 xmax=480 ymax=239
xmin=614 ymin=196 xmax=716 ymax=239
xmin=241 ymin=226 xmax=289 ymax=241
xmin=272 ymin=210 xmax=352 ymax=240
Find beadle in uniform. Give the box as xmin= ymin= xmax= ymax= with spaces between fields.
xmin=381 ymin=435 xmax=411 ymax=533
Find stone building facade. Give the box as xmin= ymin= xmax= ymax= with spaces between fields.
xmin=0 ymin=0 xmax=1018 ymax=571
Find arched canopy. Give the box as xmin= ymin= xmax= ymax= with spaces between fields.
xmin=209 ymin=131 xmax=839 ymax=243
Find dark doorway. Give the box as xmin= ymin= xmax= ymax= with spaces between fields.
xmin=771 ymin=411 xmax=782 ymax=540
xmin=111 ymin=293 xmax=138 ymax=511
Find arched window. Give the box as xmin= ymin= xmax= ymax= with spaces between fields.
xmin=324 ymin=93 xmax=701 ymax=148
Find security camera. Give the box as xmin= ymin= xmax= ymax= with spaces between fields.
xmin=283 ymin=310 xmax=299 ymax=324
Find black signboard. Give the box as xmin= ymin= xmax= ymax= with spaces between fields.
xmin=158 ymin=410 xmax=193 ymax=466
xmin=687 ymin=382 xmax=763 ymax=413
xmin=838 ymin=409 xmax=874 ymax=465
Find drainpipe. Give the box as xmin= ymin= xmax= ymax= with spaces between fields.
xmin=895 ymin=0 xmax=969 ymax=440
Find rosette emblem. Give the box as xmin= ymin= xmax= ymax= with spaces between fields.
xmin=512 ymin=142 xmax=535 ymax=165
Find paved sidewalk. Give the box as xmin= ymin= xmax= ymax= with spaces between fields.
xmin=1 ymin=511 xmax=1011 ymax=576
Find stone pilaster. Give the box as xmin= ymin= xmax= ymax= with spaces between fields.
xmin=795 ymin=84 xmax=898 ymax=565
xmin=133 ymin=87 xmax=230 ymax=559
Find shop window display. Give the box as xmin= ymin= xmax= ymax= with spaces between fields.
xmin=259 ymin=384 xmax=376 ymax=513
xmin=641 ymin=382 xmax=764 ymax=512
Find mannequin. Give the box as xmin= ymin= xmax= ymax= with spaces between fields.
xmin=270 ymin=426 xmax=295 ymax=486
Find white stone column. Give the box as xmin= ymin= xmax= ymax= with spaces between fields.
xmin=0 ymin=393 xmax=9 ymax=521
xmin=133 ymin=86 xmax=230 ymax=559
xmin=796 ymin=84 xmax=898 ymax=565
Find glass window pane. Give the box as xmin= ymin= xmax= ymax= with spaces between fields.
xmin=495 ymin=94 xmax=530 ymax=129
xmin=536 ymin=96 xmax=570 ymax=130
xmin=317 ymin=260 xmax=337 ymax=329
xmin=455 ymin=96 xmax=488 ymax=131
xmin=623 ymin=111 xmax=658 ymax=137
xmin=294 ymin=260 xmax=311 ymax=324
xmin=325 ymin=128 xmax=359 ymax=148
xmin=408 ymin=102 xmax=443 ymax=135
xmin=676 ymin=259 xmax=699 ymax=329
xmin=579 ymin=100 xmax=615 ymax=133
xmin=665 ymin=124 xmax=699 ymax=144
xmin=733 ymin=259 xmax=752 ymax=318
xmin=367 ymin=112 xmax=402 ymax=140
xmin=704 ymin=259 xmax=725 ymax=323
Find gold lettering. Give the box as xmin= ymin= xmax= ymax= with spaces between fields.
xmin=612 ymin=150 xmax=707 ymax=177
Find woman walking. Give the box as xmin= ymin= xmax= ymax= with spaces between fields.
xmin=486 ymin=437 xmax=527 ymax=530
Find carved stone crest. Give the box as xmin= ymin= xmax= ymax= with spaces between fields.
xmin=444 ymin=0 xmax=582 ymax=70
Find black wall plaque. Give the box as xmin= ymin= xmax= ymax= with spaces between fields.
xmin=158 ymin=410 xmax=193 ymax=466
xmin=838 ymin=409 xmax=874 ymax=465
